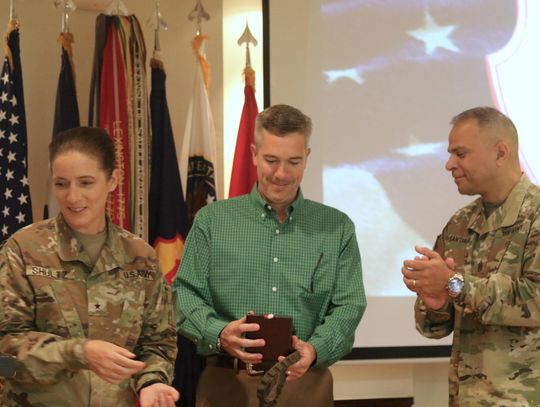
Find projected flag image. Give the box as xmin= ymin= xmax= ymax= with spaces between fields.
xmin=299 ymin=0 xmax=535 ymax=296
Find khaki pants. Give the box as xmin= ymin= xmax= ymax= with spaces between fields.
xmin=196 ymin=364 xmax=333 ymax=407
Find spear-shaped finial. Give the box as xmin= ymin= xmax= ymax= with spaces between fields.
xmin=104 ymin=0 xmax=129 ymax=16
xmin=237 ymin=22 xmax=257 ymax=69
xmin=188 ymin=0 xmax=210 ymax=35
xmin=147 ymin=0 xmax=168 ymax=52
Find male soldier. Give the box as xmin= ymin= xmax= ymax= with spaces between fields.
xmin=173 ymin=104 xmax=366 ymax=406
xmin=402 ymin=107 xmax=540 ymax=406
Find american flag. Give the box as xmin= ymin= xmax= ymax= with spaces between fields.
xmin=0 ymin=24 xmax=32 ymax=242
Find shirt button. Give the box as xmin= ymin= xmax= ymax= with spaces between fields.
xmin=289 ymin=216 xmax=293 ymax=221
xmin=275 ymin=229 xmax=280 ymax=235
xmin=208 ymin=344 xmax=214 ymax=350
xmin=273 ymin=257 xmax=278 ymax=262
xmin=272 ymin=287 xmax=277 ymax=292
xmin=261 ymin=213 xmax=265 ymax=218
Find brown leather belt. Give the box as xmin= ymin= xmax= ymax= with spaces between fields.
xmin=206 ymin=355 xmax=275 ymax=376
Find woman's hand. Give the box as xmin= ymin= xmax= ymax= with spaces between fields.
xmin=84 ymin=340 xmax=146 ymax=384
xmin=139 ymin=383 xmax=179 ymax=407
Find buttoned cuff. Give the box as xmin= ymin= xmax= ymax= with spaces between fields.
xmin=308 ymin=337 xmax=327 ymax=367
xmin=204 ymin=320 xmax=228 ymax=354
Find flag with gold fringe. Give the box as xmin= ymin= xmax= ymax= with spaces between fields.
xmin=148 ymin=53 xmax=189 ymax=285
xmin=44 ymin=32 xmax=81 ymax=219
xmin=229 ymin=55 xmax=259 ymax=197
xmin=0 ymin=20 xmax=32 ymax=242
xmin=181 ymin=33 xmax=217 ymax=226
xmin=175 ymin=31 xmax=217 ymax=407
xmin=89 ymin=14 xmax=149 ymax=239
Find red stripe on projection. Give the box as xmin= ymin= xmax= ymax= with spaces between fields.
xmin=100 ymin=22 xmax=131 ymax=230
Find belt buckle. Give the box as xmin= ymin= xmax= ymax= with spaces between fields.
xmin=246 ymin=362 xmax=265 ymax=376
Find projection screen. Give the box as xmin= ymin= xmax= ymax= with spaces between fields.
xmin=266 ymin=0 xmax=540 ymax=358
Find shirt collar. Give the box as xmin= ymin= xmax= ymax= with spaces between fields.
xmin=248 ymin=183 xmax=305 ymax=217
xmin=468 ymin=173 xmax=531 ymax=234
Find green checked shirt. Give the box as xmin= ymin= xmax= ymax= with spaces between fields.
xmin=173 ymin=186 xmax=366 ymax=367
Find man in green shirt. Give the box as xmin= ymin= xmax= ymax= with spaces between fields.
xmin=173 ymin=104 xmax=366 ymax=406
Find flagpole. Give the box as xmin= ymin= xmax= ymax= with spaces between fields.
xmin=149 ymin=0 xmax=168 ymax=54
xmin=9 ymin=0 xmax=16 ymax=22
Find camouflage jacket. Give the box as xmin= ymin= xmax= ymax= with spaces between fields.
xmin=415 ymin=175 xmax=540 ymax=406
xmin=0 ymin=215 xmax=177 ymax=407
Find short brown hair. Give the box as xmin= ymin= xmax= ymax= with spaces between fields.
xmin=254 ymin=104 xmax=312 ymax=147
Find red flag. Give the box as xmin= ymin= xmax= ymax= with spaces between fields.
xmin=229 ymin=67 xmax=259 ymax=197
xmin=99 ymin=22 xmax=130 ymax=231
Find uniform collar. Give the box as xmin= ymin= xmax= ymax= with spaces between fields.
xmin=56 ymin=214 xmax=126 ymax=270
xmin=468 ymin=174 xmax=531 ymax=234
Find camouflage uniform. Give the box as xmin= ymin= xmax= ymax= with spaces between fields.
xmin=0 ymin=215 xmax=177 ymax=407
xmin=416 ymin=175 xmax=540 ymax=406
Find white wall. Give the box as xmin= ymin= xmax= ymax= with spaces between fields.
xmin=0 ymin=0 xmax=449 ymax=403
xmin=331 ymin=359 xmax=449 ymax=406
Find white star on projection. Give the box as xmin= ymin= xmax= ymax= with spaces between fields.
xmin=324 ymin=68 xmax=365 ymax=85
xmin=408 ymin=9 xmax=459 ymax=55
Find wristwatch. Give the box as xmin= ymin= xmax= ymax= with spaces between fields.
xmin=446 ymin=273 xmax=464 ymax=298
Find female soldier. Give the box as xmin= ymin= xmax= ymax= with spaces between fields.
xmin=0 ymin=127 xmax=178 ymax=406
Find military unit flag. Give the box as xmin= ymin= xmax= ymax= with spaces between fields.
xmin=181 ymin=34 xmax=217 ymax=226
xmin=148 ymin=54 xmax=189 ymax=285
xmin=44 ymin=32 xmax=81 ymax=220
xmin=89 ymin=15 xmax=150 ymax=239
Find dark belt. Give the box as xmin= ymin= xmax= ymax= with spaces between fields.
xmin=206 ymin=355 xmax=275 ymax=376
